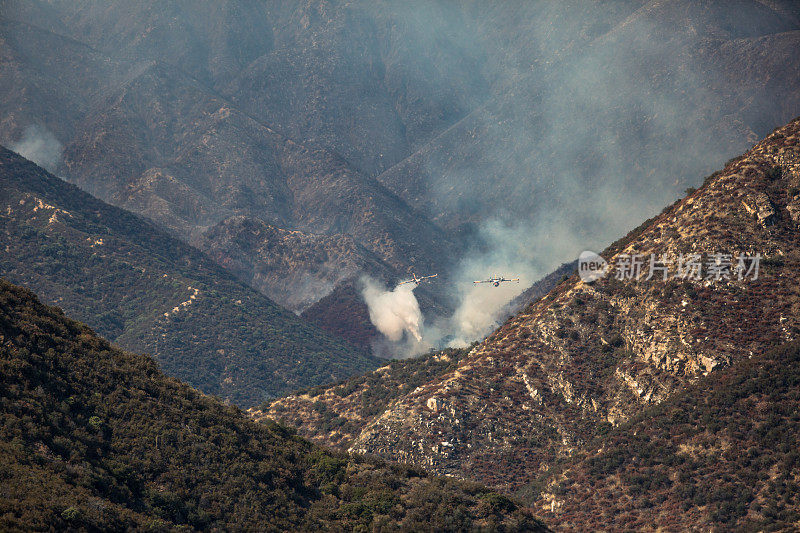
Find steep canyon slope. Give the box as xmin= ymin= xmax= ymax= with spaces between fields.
xmin=348 ymin=117 xmax=800 ymax=490
xmin=265 ymin=118 xmax=800 ymax=498
xmin=531 ymin=340 xmax=800 ymax=530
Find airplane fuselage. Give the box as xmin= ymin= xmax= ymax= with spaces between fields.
xmin=473 ymin=276 xmax=520 ymax=286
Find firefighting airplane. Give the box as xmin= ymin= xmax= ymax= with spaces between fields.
xmin=473 ymin=275 xmax=520 ymax=287
xmin=397 ymin=271 xmax=438 ymax=286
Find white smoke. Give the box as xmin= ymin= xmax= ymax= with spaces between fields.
xmin=361 ymin=276 xmax=424 ymax=343
xmin=359 ymin=219 xmax=573 ymax=356
xmin=447 ymin=282 xmax=519 ymax=347
xmin=443 ymin=182 xmax=664 ymax=347
xmin=10 ymin=125 xmax=63 ymax=172
xmin=444 ymin=216 xmax=582 ymax=347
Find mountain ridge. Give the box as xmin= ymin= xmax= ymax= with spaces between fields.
xmin=0 ymin=146 xmax=380 ymax=406
xmin=347 ymin=117 xmax=800 ymax=490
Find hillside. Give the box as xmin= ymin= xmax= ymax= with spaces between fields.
xmin=198 ymin=216 xmax=397 ymax=312
xmin=530 ymin=341 xmax=800 ymax=531
xmin=376 ymin=0 xmax=800 ymax=233
xmin=253 ymin=347 xmax=472 ymax=449
xmin=506 ymin=261 xmax=578 ymax=315
xmin=264 ymin=117 xmax=800 ymax=495
xmin=347 ymin=117 xmax=800 ymax=490
xmin=300 ymin=281 xmax=381 ymax=352
xmin=0 ymin=147 xmax=380 ymax=406
xmin=0 ymin=278 xmax=547 ymax=531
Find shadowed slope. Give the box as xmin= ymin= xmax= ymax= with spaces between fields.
xmin=0 ymin=147 xmax=379 ymax=406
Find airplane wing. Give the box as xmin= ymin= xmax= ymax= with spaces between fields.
xmin=397 ymin=279 xmax=414 ymax=286
xmin=473 ymin=279 xmax=490 ymax=284
xmin=421 ymin=273 xmax=438 ymax=281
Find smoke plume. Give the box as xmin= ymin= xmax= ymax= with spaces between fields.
xmin=360 ymin=276 xmax=424 ymax=345
xmin=10 ymin=125 xmax=63 ymax=173
xmin=363 ymin=8 xmax=755 ymax=356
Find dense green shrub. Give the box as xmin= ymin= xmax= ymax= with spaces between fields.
xmin=0 ymin=279 xmax=547 ymax=531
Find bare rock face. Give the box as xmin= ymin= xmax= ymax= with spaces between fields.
xmin=426 ymin=397 xmax=444 ymax=412
xmin=779 ymin=147 xmax=800 ymax=224
xmin=741 ymin=189 xmax=777 ymax=227
xmin=786 ymin=199 xmax=800 ymax=224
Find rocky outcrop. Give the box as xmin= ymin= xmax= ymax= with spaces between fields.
xmin=741 ymin=189 xmax=777 ymax=227
xmin=786 ymin=197 xmax=800 ymax=224
xmin=253 ymin=348 xmax=468 ymax=449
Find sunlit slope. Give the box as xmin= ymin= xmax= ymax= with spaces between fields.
xmin=530 ymin=340 xmax=800 ymax=530
xmin=350 ymin=117 xmax=800 ymax=490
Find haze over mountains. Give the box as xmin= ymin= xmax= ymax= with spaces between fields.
xmin=3 ymin=0 xmax=800 ymax=354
